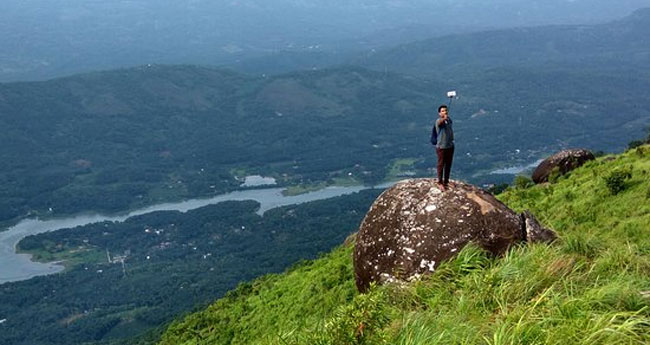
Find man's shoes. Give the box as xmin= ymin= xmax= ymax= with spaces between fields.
xmin=437 ymin=182 xmax=446 ymax=191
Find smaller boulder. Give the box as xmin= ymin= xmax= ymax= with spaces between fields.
xmin=532 ymin=149 xmax=595 ymax=183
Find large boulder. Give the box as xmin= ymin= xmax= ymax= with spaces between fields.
xmin=353 ymin=179 xmax=555 ymax=292
xmin=532 ymin=149 xmax=595 ymax=184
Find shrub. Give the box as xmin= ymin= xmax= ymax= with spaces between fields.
xmin=313 ymin=286 xmax=391 ymax=345
xmin=603 ymin=169 xmax=632 ymax=195
xmin=635 ymin=146 xmax=646 ymax=157
xmin=627 ymin=140 xmax=644 ymax=150
xmin=563 ymin=190 xmax=575 ymax=201
xmin=513 ymin=175 xmax=534 ymax=189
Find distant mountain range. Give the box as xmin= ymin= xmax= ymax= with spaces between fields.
xmin=225 ymin=8 xmax=650 ymax=77
xmin=1 ymin=1 xmax=648 ymax=81
xmin=358 ymin=8 xmax=650 ymax=79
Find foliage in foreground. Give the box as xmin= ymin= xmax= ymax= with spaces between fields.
xmin=159 ymin=146 xmax=650 ymax=345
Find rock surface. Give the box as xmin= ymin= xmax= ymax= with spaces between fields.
xmin=353 ymin=179 xmax=555 ymax=292
xmin=532 ymin=149 xmax=595 ymax=184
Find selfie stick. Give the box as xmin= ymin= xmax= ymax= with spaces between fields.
xmin=446 ymin=90 xmax=456 ymax=108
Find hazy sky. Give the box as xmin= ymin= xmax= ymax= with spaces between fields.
xmin=0 ymin=0 xmax=648 ymax=81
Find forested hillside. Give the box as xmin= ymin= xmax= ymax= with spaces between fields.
xmin=0 ymin=65 xmax=435 ymax=224
xmin=2 ymin=63 xmax=649 ymax=225
xmin=159 ymin=145 xmax=650 ymax=345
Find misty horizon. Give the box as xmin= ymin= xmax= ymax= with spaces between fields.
xmin=1 ymin=0 xmax=648 ymax=82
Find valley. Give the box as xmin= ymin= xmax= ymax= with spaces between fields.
xmin=1 ymin=6 xmax=650 ymax=345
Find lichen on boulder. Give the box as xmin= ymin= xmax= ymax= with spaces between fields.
xmin=353 ymin=178 xmax=555 ymax=292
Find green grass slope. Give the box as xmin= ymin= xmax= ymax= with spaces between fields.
xmin=158 ymin=146 xmax=650 ymax=345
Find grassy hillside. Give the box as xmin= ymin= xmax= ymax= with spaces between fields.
xmin=159 ymin=145 xmax=650 ymax=345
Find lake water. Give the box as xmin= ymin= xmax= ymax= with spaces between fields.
xmin=489 ymin=159 xmax=544 ymax=175
xmin=0 ymin=184 xmax=381 ymax=284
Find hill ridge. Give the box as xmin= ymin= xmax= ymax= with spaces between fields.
xmin=360 ymin=7 xmax=650 ymax=78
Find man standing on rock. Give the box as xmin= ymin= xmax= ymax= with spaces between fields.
xmin=434 ymin=104 xmax=454 ymax=190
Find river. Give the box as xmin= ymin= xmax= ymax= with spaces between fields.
xmin=0 ymin=184 xmax=382 ymax=284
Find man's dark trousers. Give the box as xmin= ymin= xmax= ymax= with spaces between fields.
xmin=436 ymin=147 xmax=454 ymax=184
